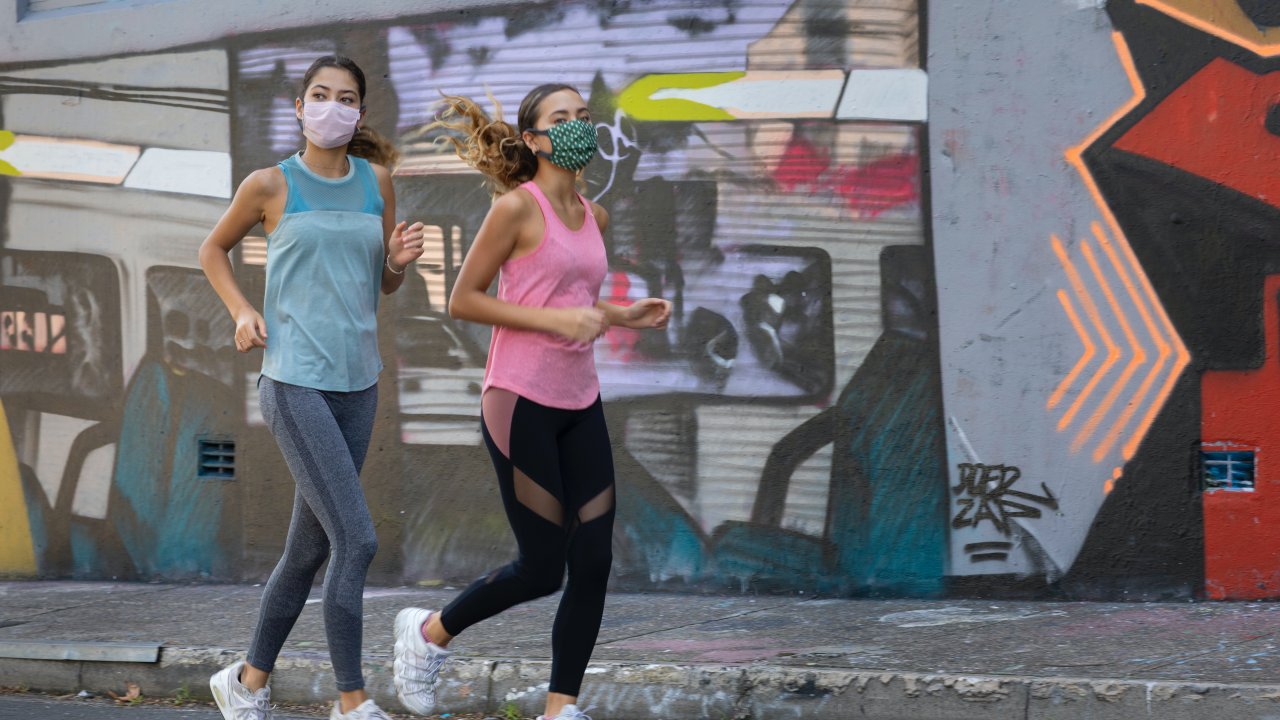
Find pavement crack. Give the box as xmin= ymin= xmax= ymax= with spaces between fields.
xmin=1121 ymin=633 xmax=1278 ymax=677
xmin=596 ymin=601 xmax=795 ymax=647
xmin=6 ymin=586 xmax=181 ymax=624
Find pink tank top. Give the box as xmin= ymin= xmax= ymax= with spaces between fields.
xmin=482 ymin=181 xmax=608 ymax=410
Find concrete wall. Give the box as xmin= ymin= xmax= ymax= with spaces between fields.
xmin=2 ymin=0 xmax=1273 ymax=601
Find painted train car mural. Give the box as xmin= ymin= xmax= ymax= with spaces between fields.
xmin=5 ymin=0 xmax=1280 ymax=602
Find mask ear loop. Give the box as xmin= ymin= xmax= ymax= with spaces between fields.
xmin=525 ymin=127 xmax=554 ymax=162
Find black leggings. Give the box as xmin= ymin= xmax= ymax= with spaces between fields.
xmin=439 ymin=388 xmax=616 ymax=697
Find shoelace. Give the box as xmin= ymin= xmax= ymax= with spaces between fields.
xmin=560 ymin=705 xmax=594 ymax=720
xmin=396 ymin=649 xmax=449 ymax=683
xmin=420 ymin=651 xmax=448 ymax=679
xmin=427 ymin=653 xmax=448 ymax=676
xmin=253 ymin=694 xmax=274 ymax=719
xmin=235 ymin=694 xmax=273 ymax=720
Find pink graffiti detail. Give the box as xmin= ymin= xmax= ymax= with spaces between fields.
xmin=771 ymin=135 xmax=920 ymax=218
xmin=603 ymin=271 xmax=641 ymax=360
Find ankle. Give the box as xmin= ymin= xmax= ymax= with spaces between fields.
xmin=544 ymin=695 xmax=576 ymax=718
xmin=338 ymin=690 xmax=367 ymax=714
xmin=239 ymin=664 xmax=269 ymax=693
xmin=422 ymin=613 xmax=451 ymax=648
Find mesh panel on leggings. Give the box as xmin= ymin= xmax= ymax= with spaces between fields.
xmin=578 ymin=485 xmax=614 ymax=524
xmin=514 ymin=467 xmax=565 ymax=526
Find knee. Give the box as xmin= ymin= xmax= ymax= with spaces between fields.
xmin=339 ymin=531 xmax=379 ymax=569
xmin=514 ymin=556 xmax=565 ymax=598
xmin=572 ymin=540 xmax=613 ymax=583
xmin=529 ymin=572 xmax=565 ymax=598
xmin=284 ymin=538 xmax=330 ymax=575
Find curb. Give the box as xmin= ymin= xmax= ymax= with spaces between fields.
xmin=3 ymin=646 xmax=1280 ymax=719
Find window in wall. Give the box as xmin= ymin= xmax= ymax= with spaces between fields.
xmin=1202 ymin=445 xmax=1256 ymax=492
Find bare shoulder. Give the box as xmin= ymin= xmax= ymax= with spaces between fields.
xmin=590 ymin=201 xmax=610 ymax=232
xmin=368 ymin=161 xmax=393 ymax=183
xmin=240 ymin=166 xmax=285 ymax=199
xmin=493 ymin=186 xmax=537 ymax=220
xmin=368 ymin=162 xmax=395 ymax=203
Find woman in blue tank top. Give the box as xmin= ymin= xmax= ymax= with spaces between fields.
xmin=198 ymin=55 xmax=425 ymax=720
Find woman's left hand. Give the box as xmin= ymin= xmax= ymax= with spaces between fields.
xmin=622 ymin=298 xmax=672 ymax=330
xmin=388 ymin=220 xmax=426 ymax=272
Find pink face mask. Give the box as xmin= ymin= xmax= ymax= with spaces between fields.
xmin=301 ymin=101 xmax=361 ymax=149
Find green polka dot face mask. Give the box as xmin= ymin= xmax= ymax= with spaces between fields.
xmin=528 ymin=119 xmax=599 ymax=172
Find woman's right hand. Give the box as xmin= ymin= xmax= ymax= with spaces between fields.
xmin=551 ymin=306 xmax=608 ymax=344
xmin=234 ymin=307 xmax=269 ymax=352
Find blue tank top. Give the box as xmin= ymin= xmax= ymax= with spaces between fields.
xmin=261 ymin=152 xmax=385 ymax=391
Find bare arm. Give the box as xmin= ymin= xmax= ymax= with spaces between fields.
xmin=376 ymin=163 xmax=425 ymax=295
xmin=448 ymin=190 xmax=605 ymax=342
xmin=198 ymin=169 xmax=277 ymax=351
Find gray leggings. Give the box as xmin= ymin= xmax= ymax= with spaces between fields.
xmin=247 ymin=376 xmax=379 ymax=692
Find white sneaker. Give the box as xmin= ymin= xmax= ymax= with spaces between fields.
xmin=392 ymin=606 xmax=454 ymax=714
xmin=210 ymin=660 xmax=274 ymax=720
xmin=540 ymin=705 xmax=593 ymax=720
xmin=330 ymin=698 xmax=394 ymax=720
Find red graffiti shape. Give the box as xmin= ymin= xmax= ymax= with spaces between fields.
xmin=1114 ymin=57 xmax=1280 ymax=209
xmin=772 ymin=136 xmax=919 ymax=218
xmin=604 ymin=270 xmax=640 ymax=359
xmin=833 ymin=152 xmax=920 ymax=217
xmin=1200 ymin=273 xmax=1280 ymax=600
xmin=772 ymin=136 xmax=832 ymax=191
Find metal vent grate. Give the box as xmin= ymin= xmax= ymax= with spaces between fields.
xmin=198 ymin=439 xmax=235 ymax=480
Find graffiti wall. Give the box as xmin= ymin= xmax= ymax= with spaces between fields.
xmin=0 ymin=0 xmax=943 ymax=596
xmin=932 ymin=0 xmax=1280 ymax=601
xmin=16 ymin=0 xmax=1273 ymax=603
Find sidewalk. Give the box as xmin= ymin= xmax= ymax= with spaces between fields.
xmin=2 ymin=582 xmax=1280 ymax=719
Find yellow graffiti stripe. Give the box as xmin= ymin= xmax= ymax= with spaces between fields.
xmin=1137 ymin=0 xmax=1280 ymax=56
xmin=0 ymin=398 xmax=36 ymax=574
xmin=617 ymin=72 xmax=743 ymax=122
xmin=0 ymin=131 xmax=19 ymax=176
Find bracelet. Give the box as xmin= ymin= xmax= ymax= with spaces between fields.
xmin=385 ymin=255 xmax=405 ymax=275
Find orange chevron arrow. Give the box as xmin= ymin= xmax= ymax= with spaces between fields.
xmin=1091 ymin=222 xmax=1171 ymax=462
xmin=1046 ymin=31 xmax=1189 ymax=469
xmin=1049 ymin=288 xmax=1096 ymax=411
xmin=1052 ymin=234 xmax=1121 ymax=433
xmin=1072 ymin=235 xmax=1148 ymax=453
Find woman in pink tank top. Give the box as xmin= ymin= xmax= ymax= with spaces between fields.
xmin=391 ymin=86 xmax=670 ymax=720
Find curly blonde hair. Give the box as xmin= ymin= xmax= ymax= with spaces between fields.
xmin=430 ymin=84 xmax=579 ymax=195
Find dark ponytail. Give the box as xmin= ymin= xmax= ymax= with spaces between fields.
xmin=348 ymin=126 xmax=400 ymax=168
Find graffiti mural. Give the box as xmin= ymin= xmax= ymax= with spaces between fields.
xmin=929 ymin=0 xmax=1280 ymax=601
xmin=0 ymin=0 xmax=939 ymax=597
xmin=18 ymin=0 xmax=1280 ymax=603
